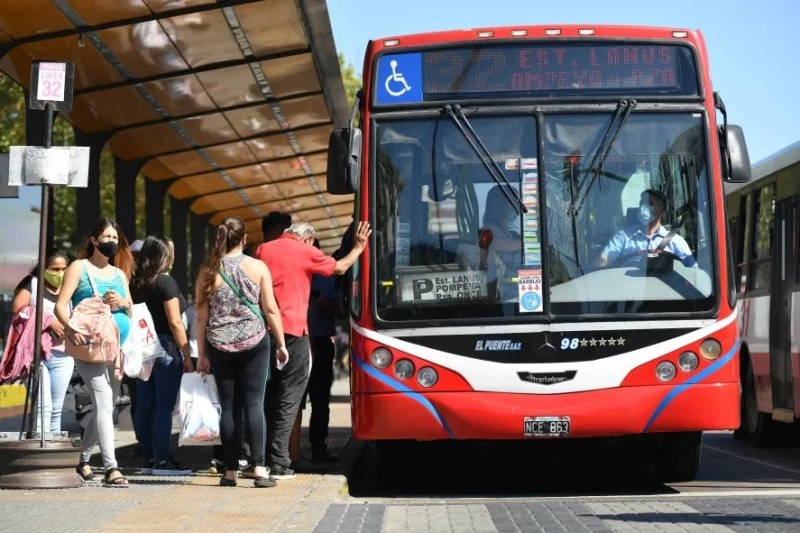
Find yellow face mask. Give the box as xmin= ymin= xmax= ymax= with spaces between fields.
xmin=44 ymin=269 xmax=64 ymax=288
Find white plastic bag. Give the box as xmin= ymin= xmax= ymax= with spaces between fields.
xmin=177 ymin=372 xmax=221 ymax=446
xmin=122 ymin=335 xmax=142 ymax=378
xmin=127 ymin=303 xmax=168 ymax=362
xmin=138 ymin=358 xmax=155 ymax=381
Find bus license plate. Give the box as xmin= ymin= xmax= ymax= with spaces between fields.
xmin=524 ymin=416 xmax=570 ymax=437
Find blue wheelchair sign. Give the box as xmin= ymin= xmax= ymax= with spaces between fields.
xmin=375 ymin=53 xmax=422 ymax=104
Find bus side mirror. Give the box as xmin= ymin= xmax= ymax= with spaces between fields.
xmin=721 ymin=125 xmax=751 ymax=184
xmin=326 ymin=128 xmax=361 ymax=195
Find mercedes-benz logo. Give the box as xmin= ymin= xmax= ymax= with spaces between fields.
xmin=536 ymin=333 xmax=556 ymax=358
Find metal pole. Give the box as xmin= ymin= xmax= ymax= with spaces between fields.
xmin=25 ymin=101 xmax=54 ymax=443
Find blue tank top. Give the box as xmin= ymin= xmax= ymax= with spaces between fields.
xmin=71 ymin=263 xmax=131 ymax=345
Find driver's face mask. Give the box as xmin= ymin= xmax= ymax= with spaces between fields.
xmin=638 ymin=203 xmax=656 ymax=224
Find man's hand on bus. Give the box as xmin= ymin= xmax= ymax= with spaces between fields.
xmin=354 ymin=221 xmax=372 ymax=250
xmin=332 ymin=221 xmax=372 ymax=275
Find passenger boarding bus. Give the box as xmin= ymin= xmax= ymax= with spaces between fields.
xmin=727 ymin=141 xmax=800 ymax=446
xmin=327 ymin=25 xmax=751 ymax=481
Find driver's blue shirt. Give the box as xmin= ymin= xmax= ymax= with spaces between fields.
xmin=602 ymin=225 xmax=696 ymax=267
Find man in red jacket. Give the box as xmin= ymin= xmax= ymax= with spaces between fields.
xmin=254 ymin=220 xmax=370 ymax=479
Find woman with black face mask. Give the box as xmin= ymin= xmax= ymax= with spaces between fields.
xmin=55 ymin=218 xmax=135 ymax=487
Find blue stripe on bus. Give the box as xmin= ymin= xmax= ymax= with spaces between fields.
xmin=643 ymin=339 xmax=740 ymax=432
xmin=354 ymin=356 xmax=455 ymax=438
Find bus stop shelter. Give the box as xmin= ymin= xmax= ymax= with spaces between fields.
xmin=0 ymin=0 xmax=352 ymax=291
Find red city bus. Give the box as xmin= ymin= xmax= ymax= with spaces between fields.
xmin=727 ymin=141 xmax=800 ymax=446
xmin=327 ymin=25 xmax=751 ymax=481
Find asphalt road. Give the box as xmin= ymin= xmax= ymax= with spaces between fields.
xmin=330 ymin=431 xmax=800 ymax=532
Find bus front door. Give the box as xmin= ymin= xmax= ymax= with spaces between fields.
xmin=769 ymin=197 xmax=796 ymax=418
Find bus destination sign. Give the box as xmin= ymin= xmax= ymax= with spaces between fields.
xmin=374 ymin=43 xmax=698 ymax=104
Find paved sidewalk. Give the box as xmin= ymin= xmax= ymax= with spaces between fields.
xmin=0 ymin=376 xmax=356 ymax=533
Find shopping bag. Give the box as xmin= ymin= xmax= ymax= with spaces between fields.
xmin=177 ymin=372 xmax=222 ymax=446
xmin=121 ymin=334 xmax=142 ymax=378
xmin=126 ymin=303 xmax=168 ymax=363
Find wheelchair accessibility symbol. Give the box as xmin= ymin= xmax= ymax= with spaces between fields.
xmin=376 ymin=53 xmax=422 ymax=104
xmin=385 ymin=60 xmax=412 ymax=97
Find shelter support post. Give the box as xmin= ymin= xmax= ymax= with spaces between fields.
xmin=73 ymin=128 xmax=112 ymax=236
xmin=190 ymin=213 xmax=208 ymax=292
xmin=208 ymin=225 xmax=217 ymax=252
xmin=113 ymin=157 xmax=147 ymax=242
xmin=169 ymin=197 xmax=190 ymax=294
xmin=144 ymin=179 xmax=173 ymax=236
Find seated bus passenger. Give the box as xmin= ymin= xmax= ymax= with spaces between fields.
xmin=596 ymin=189 xmax=696 ymax=268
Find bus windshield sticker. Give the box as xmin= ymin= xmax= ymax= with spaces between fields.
xmin=518 ymin=269 xmax=543 ymax=313
xmin=375 ymin=53 xmax=423 ymax=104
xmin=397 ymin=266 xmax=488 ymax=303
xmin=521 ymin=170 xmax=541 ymax=266
xmin=395 ymin=222 xmax=411 ymax=267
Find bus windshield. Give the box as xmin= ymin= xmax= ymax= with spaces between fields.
xmin=373 ymin=111 xmax=715 ymax=323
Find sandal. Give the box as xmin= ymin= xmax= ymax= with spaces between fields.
xmin=76 ymin=462 xmax=95 ymax=481
xmin=103 ymin=468 xmax=129 ymax=488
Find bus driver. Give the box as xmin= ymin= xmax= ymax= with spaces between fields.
xmin=596 ymin=189 xmax=696 ymax=268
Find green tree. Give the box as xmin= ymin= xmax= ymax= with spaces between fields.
xmin=338 ymin=52 xmax=361 ymax=108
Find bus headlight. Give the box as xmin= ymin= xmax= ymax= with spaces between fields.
xmin=655 ymin=361 xmax=677 ymax=382
xmin=417 ymin=367 xmax=438 ymax=388
xmin=699 ymin=338 xmax=722 ymax=360
xmin=394 ymin=359 xmax=415 ymax=380
xmin=678 ymin=351 xmax=699 ymax=372
xmin=371 ymin=348 xmax=392 ymax=369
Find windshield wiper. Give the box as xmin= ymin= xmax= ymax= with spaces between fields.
xmin=568 ymin=99 xmax=636 ymax=217
xmin=444 ymin=104 xmax=528 ymax=214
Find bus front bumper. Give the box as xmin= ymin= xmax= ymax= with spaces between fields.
xmin=351 ymin=382 xmax=739 ymax=441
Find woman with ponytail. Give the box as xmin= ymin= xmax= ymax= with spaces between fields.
xmin=195 ymin=217 xmax=288 ymax=488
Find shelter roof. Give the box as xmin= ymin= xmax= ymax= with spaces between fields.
xmin=0 ymin=0 xmax=352 ymax=251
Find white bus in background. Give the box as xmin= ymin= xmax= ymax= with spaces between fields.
xmin=727 ymin=140 xmax=800 ymax=445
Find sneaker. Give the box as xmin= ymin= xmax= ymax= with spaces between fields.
xmin=208 ymin=459 xmax=224 ymax=475
xmin=290 ymin=458 xmax=315 ymax=473
xmin=254 ymin=475 xmax=277 ymax=488
xmin=140 ymin=459 xmax=155 ymax=475
xmin=151 ymin=460 xmax=192 ymax=476
xmin=269 ymin=466 xmax=296 ymax=480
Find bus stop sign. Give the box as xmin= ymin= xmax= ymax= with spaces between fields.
xmin=29 ymin=60 xmax=74 ymax=111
